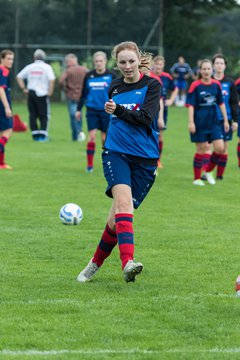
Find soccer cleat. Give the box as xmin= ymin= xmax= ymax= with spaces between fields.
xmin=77 ymin=258 xmax=99 ymax=283
xmin=205 ymin=171 xmax=216 ymax=185
xmin=216 ymin=175 xmax=223 ymax=180
xmin=0 ymin=163 xmax=13 ymax=170
xmin=123 ymin=260 xmax=143 ymax=283
xmin=86 ymin=166 xmax=93 ymax=173
xmin=193 ymin=179 xmax=205 ymax=186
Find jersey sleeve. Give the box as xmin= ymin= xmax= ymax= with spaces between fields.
xmin=186 ymin=83 xmax=197 ymax=107
xmin=113 ymin=79 xmax=161 ymax=129
xmin=229 ymin=81 xmax=239 ymax=122
xmin=17 ymin=65 xmax=29 ymax=79
xmin=77 ymin=74 xmax=89 ymax=110
xmin=216 ymin=83 xmax=224 ymax=105
xmin=0 ymin=69 xmax=6 ymax=87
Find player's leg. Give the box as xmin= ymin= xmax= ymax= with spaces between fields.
xmin=0 ymin=127 xmax=13 ymax=169
xmin=192 ymin=142 xmax=205 ymax=185
xmin=216 ymin=141 xmax=228 ymax=180
xmin=86 ymin=109 xmax=98 ymax=172
xmin=205 ymin=138 xmax=225 ymax=185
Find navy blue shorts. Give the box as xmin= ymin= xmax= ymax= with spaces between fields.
xmin=86 ymin=109 xmax=110 ymax=133
xmin=0 ymin=115 xmax=13 ymax=131
xmin=175 ymin=79 xmax=187 ymax=90
xmin=190 ymin=124 xmax=223 ymax=143
xmin=102 ymin=150 xmax=157 ymax=209
xmin=220 ymin=123 xmax=233 ymax=141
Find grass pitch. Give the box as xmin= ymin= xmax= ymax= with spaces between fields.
xmin=1 ymin=103 xmax=240 ymax=360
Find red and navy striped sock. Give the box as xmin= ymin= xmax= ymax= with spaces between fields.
xmin=115 ymin=213 xmax=134 ymax=269
xmin=237 ymin=143 xmax=240 ymax=167
xmin=206 ymin=152 xmax=219 ymax=172
xmin=86 ymin=141 xmax=95 ymax=168
xmin=217 ymin=154 xmax=228 ymax=178
xmin=202 ymin=153 xmax=211 ymax=172
xmin=193 ymin=153 xmax=204 ymax=180
xmin=0 ymin=136 xmax=8 ymax=165
xmin=158 ymin=141 xmax=163 ymax=160
xmin=92 ymin=224 xmax=117 ymax=267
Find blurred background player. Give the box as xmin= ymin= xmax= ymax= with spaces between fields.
xmin=77 ymin=41 xmax=161 ymax=283
xmin=59 ymin=53 xmax=88 ymax=142
xmin=153 ymin=55 xmax=178 ymax=167
xmin=209 ymin=53 xmax=238 ymax=180
xmin=76 ymin=51 xmax=117 ymax=172
xmin=0 ymin=50 xmax=14 ymax=169
xmin=16 ymin=49 xmax=55 ymax=141
xmin=170 ymin=56 xmax=194 ymax=106
xmin=235 ymin=77 xmax=240 ymax=167
xmin=186 ymin=59 xmax=229 ymax=186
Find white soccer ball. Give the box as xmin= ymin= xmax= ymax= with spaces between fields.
xmin=59 ymin=203 xmax=83 ymax=225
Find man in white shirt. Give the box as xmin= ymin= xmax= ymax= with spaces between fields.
xmin=16 ymin=49 xmax=55 ymax=141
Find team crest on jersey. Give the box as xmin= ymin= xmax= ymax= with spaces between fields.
xmin=200 ymin=91 xmax=216 ymax=105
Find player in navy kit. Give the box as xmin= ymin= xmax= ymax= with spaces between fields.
xmin=76 ymin=51 xmax=117 ymax=172
xmin=77 ymin=41 xmax=161 ymax=283
xmin=0 ymin=50 xmax=14 ymax=170
xmin=170 ymin=56 xmax=193 ymax=106
xmin=235 ymin=77 xmax=240 ymax=167
xmin=208 ymin=54 xmax=238 ymax=180
xmin=153 ymin=55 xmax=178 ymax=167
xmin=186 ymin=59 xmax=229 ymax=186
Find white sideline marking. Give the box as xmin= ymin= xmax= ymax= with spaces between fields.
xmin=1 ymin=348 xmax=240 ymax=356
xmin=0 ymin=293 xmax=236 ymax=305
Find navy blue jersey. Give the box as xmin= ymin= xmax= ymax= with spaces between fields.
xmin=159 ymin=71 xmax=176 ymax=100
xmin=77 ymin=69 xmax=117 ymax=111
xmin=104 ymin=74 xmax=161 ymax=160
xmin=214 ymin=75 xmax=238 ymax=123
xmin=170 ymin=62 xmax=193 ymax=81
xmin=0 ymin=66 xmax=11 ymax=113
xmin=186 ymin=79 xmax=223 ymax=130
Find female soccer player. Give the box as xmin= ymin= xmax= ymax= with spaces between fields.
xmin=211 ymin=54 xmax=238 ymax=180
xmin=186 ymin=59 xmax=229 ymax=186
xmin=235 ymin=77 xmax=240 ymax=167
xmin=76 ymin=51 xmax=117 ymax=172
xmin=77 ymin=41 xmax=161 ymax=283
xmin=0 ymin=50 xmax=14 ymax=170
xmin=153 ymin=55 xmax=178 ymax=167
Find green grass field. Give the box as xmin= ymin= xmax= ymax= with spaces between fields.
xmin=1 ymin=103 xmax=240 ymax=360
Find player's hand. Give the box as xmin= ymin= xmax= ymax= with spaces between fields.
xmin=165 ymin=99 xmax=173 ymax=107
xmin=105 ymin=99 xmax=116 ymax=114
xmin=188 ymin=123 xmax=196 ymax=134
xmin=75 ymin=111 xmax=81 ymax=121
xmin=158 ymin=117 xmax=165 ymax=130
xmin=5 ymin=107 xmax=12 ymax=118
xmin=232 ymin=122 xmax=238 ymax=132
xmin=224 ymin=121 xmax=230 ymax=133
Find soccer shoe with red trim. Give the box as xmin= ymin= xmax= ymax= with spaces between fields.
xmin=0 ymin=163 xmax=13 ymax=170
xmin=123 ymin=260 xmax=143 ymax=283
xmin=77 ymin=258 xmax=99 ymax=283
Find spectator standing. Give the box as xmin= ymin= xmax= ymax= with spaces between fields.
xmin=16 ymin=49 xmax=55 ymax=141
xmin=59 ymin=53 xmax=88 ymax=141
